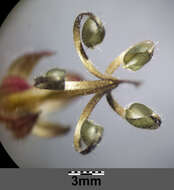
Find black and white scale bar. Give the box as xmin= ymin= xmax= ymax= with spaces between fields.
xmin=68 ymin=171 xmax=104 ymax=176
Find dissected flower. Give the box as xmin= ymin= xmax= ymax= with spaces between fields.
xmin=1 ymin=12 xmax=162 ymax=155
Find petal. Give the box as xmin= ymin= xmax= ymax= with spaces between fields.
xmin=5 ymin=112 xmax=39 ymax=138
xmin=1 ymin=76 xmax=31 ymax=94
xmin=7 ymin=51 xmax=55 ymax=79
xmin=32 ymin=121 xmax=70 ymax=138
xmin=65 ymin=72 xmax=83 ymax=81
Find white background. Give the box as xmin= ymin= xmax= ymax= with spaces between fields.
xmin=0 ymin=0 xmax=172 ymax=167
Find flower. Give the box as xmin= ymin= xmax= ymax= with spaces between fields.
xmin=1 ymin=12 xmax=162 ymax=155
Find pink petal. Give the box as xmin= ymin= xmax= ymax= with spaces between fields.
xmin=1 ymin=76 xmax=31 ymax=94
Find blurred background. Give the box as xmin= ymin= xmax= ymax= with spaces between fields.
xmin=0 ymin=0 xmax=19 ymax=168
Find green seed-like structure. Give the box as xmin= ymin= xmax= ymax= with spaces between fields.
xmin=34 ymin=68 xmax=66 ymax=90
xmin=82 ymin=17 xmax=105 ymax=48
xmin=46 ymin=68 xmax=66 ymax=81
xmin=81 ymin=120 xmax=103 ymax=146
xmin=125 ymin=103 xmax=161 ymax=129
xmin=123 ymin=41 xmax=154 ymax=71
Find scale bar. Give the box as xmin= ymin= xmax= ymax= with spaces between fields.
xmin=68 ymin=173 xmax=80 ymax=176
xmin=68 ymin=171 xmax=105 ymax=176
xmin=92 ymin=174 xmax=104 ymax=176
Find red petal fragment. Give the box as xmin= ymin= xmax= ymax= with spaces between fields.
xmin=65 ymin=73 xmax=83 ymax=81
xmin=6 ymin=112 xmax=39 ymax=139
xmin=8 ymin=51 xmax=56 ymax=79
xmin=1 ymin=76 xmax=31 ymax=94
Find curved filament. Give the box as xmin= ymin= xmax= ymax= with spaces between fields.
xmin=73 ymin=12 xmax=117 ymax=81
xmin=74 ymin=92 xmax=105 ymax=154
xmin=105 ymin=49 xmax=141 ymax=118
xmin=106 ymin=92 xmax=125 ymax=118
xmin=105 ymin=55 xmax=125 ymax=118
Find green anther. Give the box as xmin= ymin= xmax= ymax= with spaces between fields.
xmin=81 ymin=120 xmax=104 ymax=146
xmin=123 ymin=40 xmax=155 ymax=71
xmin=46 ymin=68 xmax=66 ymax=81
xmin=82 ymin=17 xmax=105 ymax=48
xmin=34 ymin=68 xmax=66 ymax=90
xmin=125 ymin=103 xmax=161 ymax=129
